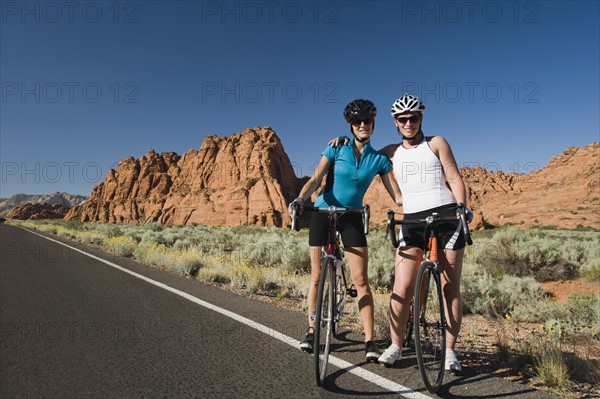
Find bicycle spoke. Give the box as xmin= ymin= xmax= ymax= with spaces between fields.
xmin=333 ymin=260 xmax=346 ymax=338
xmin=414 ymin=262 xmax=446 ymax=393
xmin=314 ymin=258 xmax=335 ymax=386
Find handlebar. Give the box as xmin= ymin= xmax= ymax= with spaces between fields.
xmin=290 ymin=204 xmax=371 ymax=235
xmin=457 ymin=204 xmax=473 ymax=246
xmin=386 ymin=204 xmax=473 ymax=249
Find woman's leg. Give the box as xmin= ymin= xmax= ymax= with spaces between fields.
xmin=389 ymin=247 xmax=422 ymax=346
xmin=345 ymin=246 xmax=373 ymax=341
xmin=306 ymin=246 xmax=323 ymax=328
xmin=440 ymin=248 xmax=464 ymax=349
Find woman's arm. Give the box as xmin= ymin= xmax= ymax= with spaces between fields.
xmin=380 ymin=171 xmax=402 ymax=207
xmin=378 ymin=143 xmax=401 ymax=159
xmin=430 ymin=136 xmax=467 ymax=206
xmin=297 ymin=155 xmax=331 ymax=201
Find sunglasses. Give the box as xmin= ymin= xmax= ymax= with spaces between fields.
xmin=396 ymin=115 xmax=421 ymax=124
xmin=350 ymin=117 xmax=374 ymax=126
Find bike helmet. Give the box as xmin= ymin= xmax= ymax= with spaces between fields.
xmin=390 ymin=94 xmax=425 ymax=117
xmin=343 ymin=99 xmax=377 ymax=122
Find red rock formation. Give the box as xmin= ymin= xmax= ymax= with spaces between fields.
xmin=66 ymin=127 xmax=300 ymax=227
xmin=7 ymin=203 xmax=70 ymax=220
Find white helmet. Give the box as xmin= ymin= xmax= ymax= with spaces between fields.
xmin=391 ymin=94 xmax=425 ymax=117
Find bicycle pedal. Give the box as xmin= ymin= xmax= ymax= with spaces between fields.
xmin=347 ymin=288 xmax=358 ymax=298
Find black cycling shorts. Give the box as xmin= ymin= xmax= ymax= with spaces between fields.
xmin=398 ymin=203 xmax=466 ymax=251
xmin=308 ymin=211 xmax=367 ymax=247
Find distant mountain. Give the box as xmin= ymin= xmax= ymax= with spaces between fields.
xmin=6 ymin=203 xmax=71 ymax=220
xmin=57 ymin=127 xmax=599 ymax=230
xmin=0 ymin=192 xmax=87 ymax=216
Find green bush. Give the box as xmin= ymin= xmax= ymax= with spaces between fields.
xmin=281 ymin=240 xmax=310 ymax=275
xmin=106 ymin=236 xmax=137 ymax=257
xmin=367 ymin=233 xmax=395 ymax=290
xmin=475 ymin=229 xmax=579 ymax=281
xmin=462 ymin=262 xmax=544 ymax=318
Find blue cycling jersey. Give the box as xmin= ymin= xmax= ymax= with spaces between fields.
xmin=314 ymin=138 xmax=392 ymax=208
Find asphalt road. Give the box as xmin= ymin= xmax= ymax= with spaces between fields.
xmin=0 ymin=224 xmax=559 ymax=399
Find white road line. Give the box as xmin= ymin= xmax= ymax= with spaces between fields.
xmin=23 ymin=227 xmax=431 ymax=399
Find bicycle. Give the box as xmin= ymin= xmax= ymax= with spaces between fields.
xmin=291 ymin=203 xmax=369 ymax=387
xmin=386 ymin=204 xmax=472 ymax=393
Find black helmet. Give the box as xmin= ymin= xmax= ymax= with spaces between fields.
xmin=343 ymin=99 xmax=377 ymax=123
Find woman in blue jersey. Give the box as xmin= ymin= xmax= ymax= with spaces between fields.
xmin=289 ymin=99 xmax=402 ymax=362
xmin=376 ymin=94 xmax=471 ymax=373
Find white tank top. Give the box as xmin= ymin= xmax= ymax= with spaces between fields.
xmin=392 ymin=137 xmax=456 ymax=213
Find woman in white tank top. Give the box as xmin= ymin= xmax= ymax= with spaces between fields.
xmin=377 ymin=94 xmax=470 ymax=373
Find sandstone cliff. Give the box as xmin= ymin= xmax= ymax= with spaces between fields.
xmin=7 ymin=203 xmax=71 ymax=220
xmin=464 ymin=143 xmax=599 ymax=228
xmin=65 ymin=127 xmax=300 ymax=227
xmin=65 ymin=126 xmax=598 ymax=230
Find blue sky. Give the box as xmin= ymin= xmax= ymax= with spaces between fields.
xmin=1 ymin=0 xmax=599 ymax=197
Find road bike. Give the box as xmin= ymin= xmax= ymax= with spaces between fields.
xmin=386 ymin=204 xmax=472 ymax=393
xmin=291 ymin=204 xmax=369 ymax=387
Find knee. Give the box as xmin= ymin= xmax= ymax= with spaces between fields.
xmin=391 ymin=292 xmax=411 ymax=307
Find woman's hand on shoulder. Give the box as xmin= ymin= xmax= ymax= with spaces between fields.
xmin=327 ymin=136 xmax=350 ymax=147
xmin=379 ymin=143 xmax=401 ymax=158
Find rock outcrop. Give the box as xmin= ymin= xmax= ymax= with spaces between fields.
xmin=462 ymin=143 xmax=599 ymax=228
xmin=7 ymin=203 xmax=71 ymax=220
xmin=65 ymin=127 xmax=300 ymax=227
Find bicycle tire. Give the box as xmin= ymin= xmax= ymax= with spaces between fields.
xmin=333 ymin=260 xmax=345 ymax=339
xmin=414 ymin=261 xmax=446 ymax=393
xmin=314 ymin=257 xmax=335 ymax=387
xmin=403 ymin=300 xmax=414 ymax=349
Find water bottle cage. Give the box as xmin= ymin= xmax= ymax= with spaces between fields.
xmin=347 ymin=285 xmax=358 ymax=298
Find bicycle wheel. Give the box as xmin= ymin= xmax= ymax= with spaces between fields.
xmin=414 ymin=261 xmax=446 ymax=393
xmin=314 ymin=257 xmax=335 ymax=387
xmin=333 ymin=260 xmax=346 ymax=339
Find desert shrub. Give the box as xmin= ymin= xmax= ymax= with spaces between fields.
xmin=475 ymin=229 xmax=578 ymax=281
xmin=540 ymin=293 xmax=600 ymax=330
xmin=171 ymin=247 xmax=204 ymax=277
xmin=367 ymin=233 xmax=395 ymax=290
xmin=172 ymin=238 xmax=193 ymax=251
xmin=462 ymin=262 xmax=544 ymax=318
xmin=533 ymin=348 xmax=570 ymax=389
xmin=97 ymin=224 xmax=123 ymax=238
xmin=197 ymin=267 xmax=231 ymax=284
xmin=195 ymin=227 xmax=237 ymax=255
xmin=143 ymin=222 xmax=164 ymax=232
xmin=281 ymin=239 xmax=310 ymax=274
xmin=106 ymin=236 xmax=137 ymax=257
xmin=231 ymin=263 xmax=264 ymax=293
xmin=244 ymin=232 xmax=285 ymax=266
